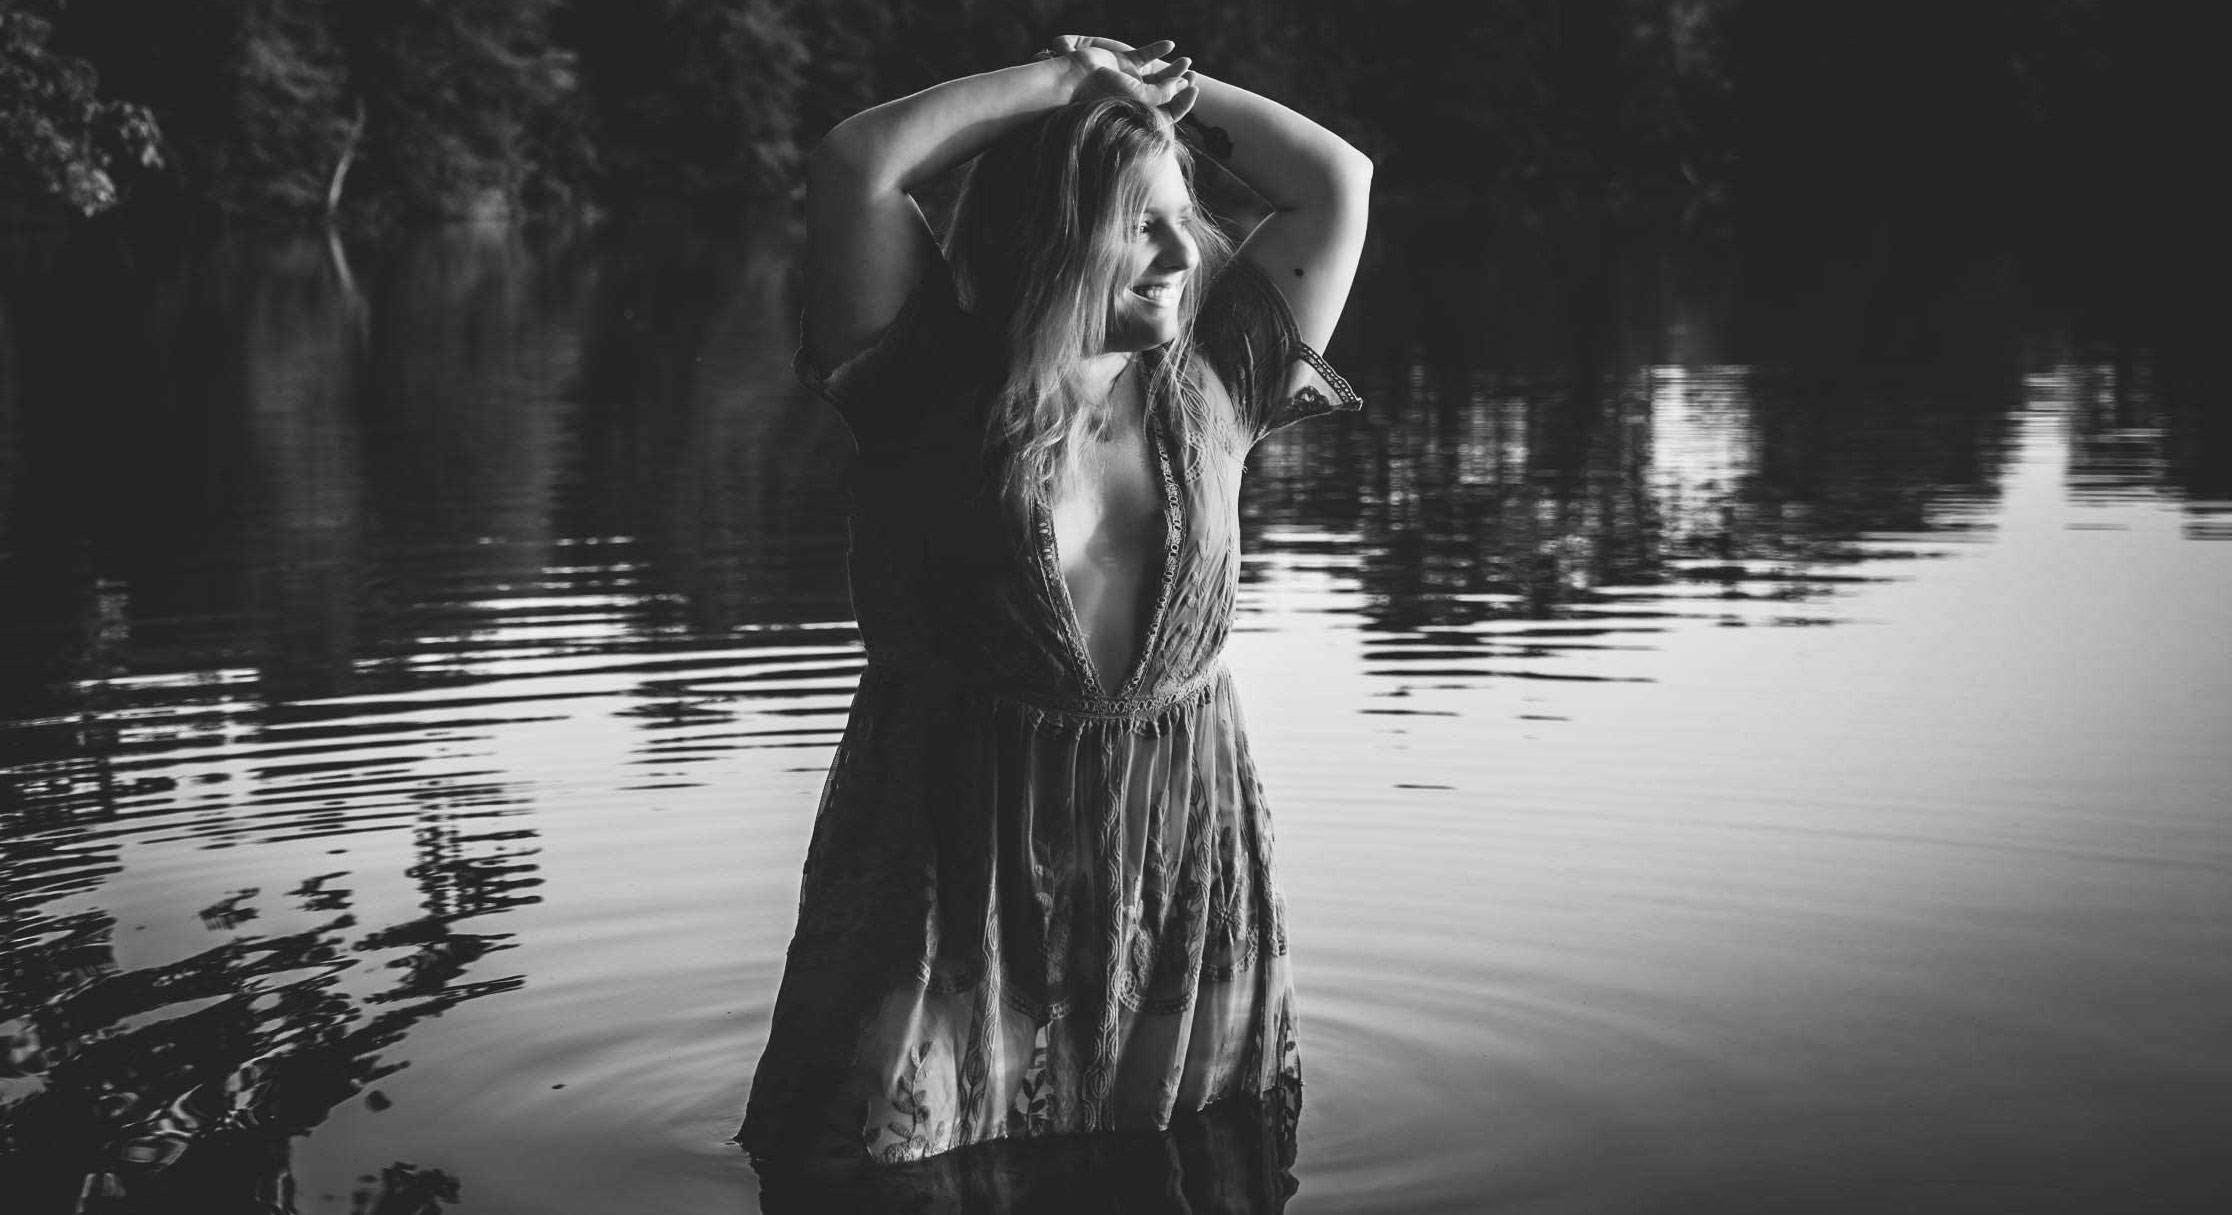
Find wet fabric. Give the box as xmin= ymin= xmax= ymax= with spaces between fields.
xmin=738 ymin=259 xmax=1360 ymax=1168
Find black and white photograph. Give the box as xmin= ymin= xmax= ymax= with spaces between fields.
xmin=2 ymin=2 xmax=2226 ymax=1212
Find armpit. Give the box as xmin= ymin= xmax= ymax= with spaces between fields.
xmin=1196 ymin=259 xmax=1366 ymax=446
xmin=1255 ymin=343 xmax=1363 ymax=442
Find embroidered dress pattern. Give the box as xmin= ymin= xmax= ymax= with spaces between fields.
xmin=739 ymin=259 xmax=1361 ymax=1168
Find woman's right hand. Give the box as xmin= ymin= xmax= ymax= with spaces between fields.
xmin=1046 ymin=36 xmax=1198 ymax=121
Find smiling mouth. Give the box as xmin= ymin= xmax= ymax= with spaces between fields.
xmin=1132 ymin=280 xmax=1182 ymax=305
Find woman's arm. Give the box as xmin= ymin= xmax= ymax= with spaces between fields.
xmin=802 ymin=46 xmax=1187 ymax=372
xmin=1184 ymin=72 xmax=1372 ymax=353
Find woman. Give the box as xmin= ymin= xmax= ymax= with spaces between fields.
xmin=740 ymin=35 xmax=1370 ymax=1174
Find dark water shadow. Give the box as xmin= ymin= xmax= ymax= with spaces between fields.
xmin=755 ymin=1091 xmax=1297 ymax=1215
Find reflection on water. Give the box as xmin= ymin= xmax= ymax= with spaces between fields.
xmin=2 ymin=218 xmax=2229 ymax=1213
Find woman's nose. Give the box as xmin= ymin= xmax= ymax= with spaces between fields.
xmin=1155 ymin=225 xmax=1198 ymax=271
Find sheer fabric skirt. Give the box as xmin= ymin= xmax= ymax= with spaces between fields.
xmin=739 ymin=663 xmax=1301 ymax=1166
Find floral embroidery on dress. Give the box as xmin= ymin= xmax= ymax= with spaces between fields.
xmin=869 ymin=1040 xmax=954 ymax=1163
xmin=1004 ymin=1028 xmax=1055 ymax=1137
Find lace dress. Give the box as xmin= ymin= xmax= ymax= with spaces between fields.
xmin=737 ymin=259 xmax=1361 ymax=1171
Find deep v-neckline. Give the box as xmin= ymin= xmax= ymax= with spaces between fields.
xmin=1033 ymin=379 xmax=1183 ymax=701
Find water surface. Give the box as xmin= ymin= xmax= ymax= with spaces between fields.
xmin=3 ymin=222 xmax=2228 ymax=1213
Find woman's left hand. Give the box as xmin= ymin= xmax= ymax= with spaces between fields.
xmin=1043 ymin=35 xmax=1198 ymax=121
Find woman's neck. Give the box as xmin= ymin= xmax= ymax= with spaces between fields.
xmin=1075 ymin=352 xmax=1135 ymax=395
xmin=1071 ymin=352 xmax=1151 ymax=439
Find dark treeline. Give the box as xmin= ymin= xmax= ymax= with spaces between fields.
xmin=1731 ymin=1 xmax=2221 ymax=330
xmin=2 ymin=0 xmax=2212 ymax=237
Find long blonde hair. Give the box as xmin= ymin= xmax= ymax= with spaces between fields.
xmin=946 ymin=97 xmax=1236 ymax=503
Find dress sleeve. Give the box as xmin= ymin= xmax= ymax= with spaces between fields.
xmin=793 ymin=268 xmax=984 ymax=455
xmin=1194 ymin=258 xmax=1364 ymax=447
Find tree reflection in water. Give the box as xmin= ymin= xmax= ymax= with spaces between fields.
xmin=0 ymin=228 xmax=564 ymax=1212
xmin=1246 ymin=212 xmax=2038 ymax=653
xmin=1 ymin=796 xmax=536 ymax=1209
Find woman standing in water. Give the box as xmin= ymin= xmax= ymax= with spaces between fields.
xmin=739 ymin=34 xmax=1369 ymax=1174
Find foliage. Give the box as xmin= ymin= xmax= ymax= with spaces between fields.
xmin=219 ymin=0 xmax=355 ymax=218
xmin=564 ymin=0 xmax=807 ymax=216
xmin=334 ymin=0 xmax=577 ymax=222
xmin=1264 ymin=0 xmax=1736 ymax=210
xmin=1 ymin=0 xmax=2204 ymax=232
xmin=0 ymin=3 xmax=162 ymax=217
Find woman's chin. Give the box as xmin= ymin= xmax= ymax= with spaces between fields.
xmin=1105 ymin=312 xmax=1181 ymax=353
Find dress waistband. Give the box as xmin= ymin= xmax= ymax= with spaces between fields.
xmin=862 ymin=646 xmax=1225 ymax=722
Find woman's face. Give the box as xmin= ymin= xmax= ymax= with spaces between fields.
xmin=1103 ymin=151 xmax=1201 ymax=353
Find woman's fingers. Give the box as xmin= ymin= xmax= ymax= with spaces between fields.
xmin=1078 ymin=65 xmax=1154 ymax=105
xmin=1052 ymin=35 xmax=1178 ymax=76
xmin=1142 ymin=56 xmax=1191 ymax=83
xmin=1056 ymin=37 xmax=1193 ymax=110
xmin=1078 ymin=63 xmax=1191 ymax=103
xmin=1163 ymin=80 xmax=1199 ymax=123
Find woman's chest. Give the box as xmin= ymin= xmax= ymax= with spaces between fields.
xmin=1046 ymin=426 xmax=1167 ymax=581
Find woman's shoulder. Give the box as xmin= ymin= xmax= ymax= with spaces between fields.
xmin=797 ymin=269 xmax=999 ymax=454
xmin=1189 ymin=260 xmax=1363 ymax=446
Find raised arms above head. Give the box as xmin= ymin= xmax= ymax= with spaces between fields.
xmin=800 ymin=43 xmax=1195 ymax=375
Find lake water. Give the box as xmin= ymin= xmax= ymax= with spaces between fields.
xmin=3 ymin=220 xmax=2229 ymax=1214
